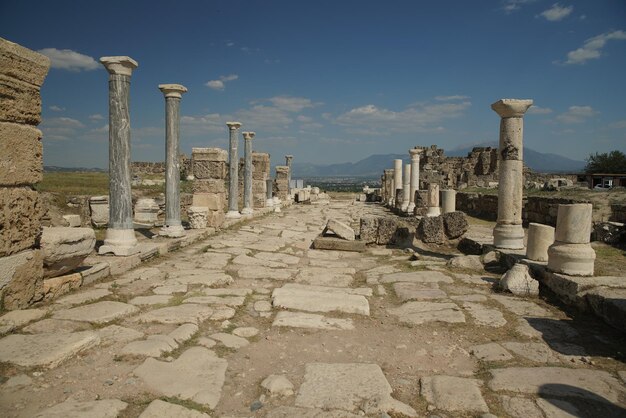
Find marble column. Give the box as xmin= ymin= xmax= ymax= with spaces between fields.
xmin=158 ymin=83 xmax=187 ymax=237
xmin=408 ymin=148 xmax=420 ymax=213
xmin=402 ymin=164 xmax=411 ymax=212
xmin=266 ymin=178 xmax=274 ymax=207
xmin=285 ymin=155 xmax=293 ymax=195
xmin=426 ymin=183 xmax=441 ymax=217
xmin=225 ymin=121 xmax=242 ymax=219
xmin=547 ymin=204 xmax=596 ymax=276
xmin=526 ymin=223 xmax=555 ymax=262
xmin=98 ymin=56 xmax=139 ymax=256
xmin=491 ymin=98 xmax=533 ymax=249
xmin=241 ymin=132 xmax=255 ymax=215
xmin=384 ymin=169 xmax=394 ymax=207
xmin=393 ymin=159 xmax=402 ymax=207
xmin=441 ymin=189 xmax=456 ymax=214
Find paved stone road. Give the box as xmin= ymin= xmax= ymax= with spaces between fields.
xmin=1 ymin=199 xmax=625 ymax=417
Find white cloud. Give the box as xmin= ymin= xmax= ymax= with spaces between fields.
xmin=226 ymin=41 xmax=235 ymax=47
xmin=40 ymin=117 xmax=84 ymax=141
xmin=181 ymin=113 xmax=224 ymax=135
xmin=561 ymin=30 xmax=626 ymax=65
xmin=539 ymin=4 xmax=573 ymax=21
xmin=435 ymin=95 xmax=470 ymax=101
xmin=502 ymin=0 xmax=537 ymax=13
xmin=297 ymin=115 xmax=313 ymax=123
xmin=49 ymin=105 xmax=65 ymax=112
xmin=234 ymin=105 xmax=293 ymax=130
xmin=335 ymin=100 xmax=471 ymax=136
xmin=37 ymin=48 xmax=99 ymax=71
xmin=266 ymin=96 xmax=318 ymax=112
xmin=205 ymin=74 xmax=239 ymax=90
xmin=608 ymin=120 xmax=626 ymax=130
xmin=89 ymin=114 xmax=104 ymax=121
xmin=556 ymin=105 xmax=598 ymax=124
xmin=528 ymin=106 xmax=553 ymax=115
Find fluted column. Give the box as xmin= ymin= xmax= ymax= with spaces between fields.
xmin=426 ymin=183 xmax=441 ymax=217
xmin=241 ymin=131 xmax=255 ymax=215
xmin=401 ymin=163 xmax=411 ymax=212
xmin=226 ymin=121 xmax=242 ymax=219
xmin=492 ymin=98 xmax=533 ymax=249
xmin=393 ymin=159 xmax=402 ymax=207
xmin=158 ymin=84 xmax=187 ymax=237
xmin=99 ymin=56 xmax=139 ymax=256
xmin=408 ymin=148 xmax=420 ymax=213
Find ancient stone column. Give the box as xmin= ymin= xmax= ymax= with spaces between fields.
xmin=408 ymin=148 xmax=420 ymax=213
xmin=225 ymin=121 xmax=242 ymax=219
xmin=402 ymin=164 xmax=411 ymax=212
xmin=384 ymin=169 xmax=394 ymax=207
xmin=285 ymin=155 xmax=293 ymax=195
xmin=241 ymin=131 xmax=255 ymax=215
xmin=547 ymin=204 xmax=596 ymax=276
xmin=441 ymin=189 xmax=456 ymax=214
xmin=158 ymin=83 xmax=187 ymax=237
xmin=426 ymin=183 xmax=441 ymax=217
xmin=526 ymin=223 xmax=555 ymax=262
xmin=393 ymin=159 xmax=402 ymax=207
xmin=99 ymin=56 xmax=139 ymax=256
xmin=491 ymin=98 xmax=533 ymax=249
xmin=266 ymin=178 xmax=274 ymax=207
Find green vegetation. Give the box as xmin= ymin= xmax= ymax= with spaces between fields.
xmin=585 ymin=150 xmax=626 ymax=174
xmin=36 ymin=172 xmax=109 ymax=196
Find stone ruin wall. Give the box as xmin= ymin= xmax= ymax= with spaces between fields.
xmin=132 ymin=154 xmax=190 ymax=178
xmin=274 ymin=166 xmax=290 ymax=199
xmin=191 ymin=147 xmax=227 ymax=227
xmin=0 ymin=38 xmax=50 ymax=310
xmin=252 ymin=152 xmax=270 ymax=208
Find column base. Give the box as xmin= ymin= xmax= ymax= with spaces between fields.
xmin=99 ymin=228 xmax=139 ymax=256
xmin=407 ymin=203 xmax=416 ymax=214
xmin=401 ymin=202 xmax=410 ymax=212
xmin=241 ymin=207 xmax=254 ymax=215
xmin=266 ymin=199 xmax=274 ymax=207
xmin=547 ymin=241 xmax=595 ymax=276
xmin=225 ymin=210 xmax=241 ymax=219
xmin=493 ymin=223 xmax=525 ymax=249
xmin=159 ymin=224 xmax=185 ymax=238
xmin=426 ymin=207 xmax=441 ymax=217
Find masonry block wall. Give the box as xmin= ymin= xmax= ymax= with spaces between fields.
xmin=252 ymin=152 xmax=270 ymax=208
xmin=191 ymin=147 xmax=227 ymax=227
xmin=275 ymin=166 xmax=289 ymax=200
xmin=0 ymin=38 xmax=50 ymax=310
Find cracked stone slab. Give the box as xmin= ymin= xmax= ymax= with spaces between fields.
xmin=380 ymin=271 xmax=454 ymax=284
xmin=272 ymin=285 xmax=370 ymax=316
xmin=388 ymin=302 xmax=465 ymax=325
xmin=121 ymin=335 xmax=177 ymax=357
xmin=232 ymin=326 xmax=259 ymax=337
xmin=266 ymin=406 xmax=361 ymax=417
xmin=490 ymin=295 xmax=553 ymax=317
xmin=0 ymin=308 xmax=48 ymax=334
xmin=134 ymin=347 xmax=227 ymax=408
xmin=233 ymin=254 xmax=288 ymax=268
xmin=469 ymin=343 xmax=513 ymax=362
xmin=501 ymin=342 xmax=561 ymax=363
xmin=152 ymin=284 xmax=187 ymax=295
xmin=52 ymin=301 xmax=138 ymax=324
xmin=462 ymin=302 xmax=507 ymax=327
xmin=22 ymin=319 xmax=90 ymax=334
xmin=210 ymin=332 xmax=250 ymax=349
xmin=97 ymin=325 xmax=144 ymax=345
xmin=421 ymin=375 xmax=489 ymax=412
xmin=34 ymin=399 xmax=128 ymax=418
xmin=237 ymin=266 xmax=297 ymax=281
xmin=254 ymin=252 xmax=301 ymax=265
xmin=138 ymin=399 xmax=210 ymax=418
xmin=295 ymin=267 xmax=356 ymax=287
xmin=169 ymin=323 xmax=199 ymax=344
xmin=202 ymin=287 xmax=252 ymax=296
xmin=183 ymin=296 xmax=245 ymax=306
xmin=489 ymin=367 xmax=626 ymax=404
xmin=272 ymin=311 xmax=354 ymax=330
xmin=281 ymin=283 xmax=372 ymax=297
xmin=295 ymin=363 xmax=416 ymax=416
xmin=128 ymin=295 xmax=172 ymax=306
xmin=392 ymin=282 xmax=447 ymax=302
xmin=0 ymin=331 xmax=100 ymax=368
xmin=136 ymin=304 xmax=214 ymax=325
xmin=54 ymin=289 xmax=112 ymax=307
xmin=168 ymin=270 xmax=234 ymax=287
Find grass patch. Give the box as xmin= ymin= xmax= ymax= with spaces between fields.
xmin=592 ymin=242 xmax=626 ymax=276
xmin=37 ymin=172 xmax=109 ymax=196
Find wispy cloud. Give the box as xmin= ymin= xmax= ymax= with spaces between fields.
xmin=608 ymin=120 xmax=626 ymax=130
xmin=556 ymin=105 xmax=598 ymax=124
xmin=528 ymin=105 xmax=553 ymax=115
xmin=502 ymin=0 xmax=537 ymax=13
xmin=40 ymin=117 xmax=84 ymax=141
xmin=37 ymin=48 xmax=99 ymax=71
xmin=89 ymin=114 xmax=104 ymax=121
xmin=49 ymin=105 xmax=65 ymax=112
xmin=539 ymin=3 xmax=573 ymax=21
xmin=181 ymin=113 xmax=224 ymax=136
xmin=435 ymin=95 xmax=470 ymax=102
xmin=205 ymin=74 xmax=239 ymax=90
xmin=266 ymin=96 xmax=320 ymax=112
xmin=559 ymin=30 xmax=626 ymax=65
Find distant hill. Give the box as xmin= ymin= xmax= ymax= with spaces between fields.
xmin=289 ymin=146 xmax=586 ymax=177
xmin=44 ymin=166 xmax=107 ymax=173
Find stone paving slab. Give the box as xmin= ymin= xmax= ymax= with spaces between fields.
xmin=380 ymin=271 xmax=454 ymax=284
xmin=183 ymin=295 xmax=245 ymax=306
xmin=490 ymin=294 xmax=554 ymax=317
xmin=52 ymin=301 xmax=139 ymax=324
xmin=272 ymin=285 xmax=370 ymax=316
xmin=134 ymin=346 xmax=227 ymax=408
xmin=233 ymin=254 xmax=288 ymax=268
xmin=420 ymin=375 xmax=489 ymax=412
xmin=281 ymin=283 xmax=372 ymax=297
xmin=128 ymin=295 xmax=172 ymax=306
xmin=0 ymin=331 xmax=100 ymax=368
xmin=501 ymin=342 xmax=561 ymax=363
xmin=469 ymin=343 xmax=514 ymax=362
xmin=138 ymin=399 xmax=210 ymax=418
xmin=168 ymin=270 xmax=233 ymax=286
xmin=152 ymin=284 xmax=187 ymax=295
xmin=53 ymin=288 xmax=112 ymax=307
xmin=489 ymin=367 xmax=626 ymax=404
xmin=210 ymin=332 xmax=250 ymax=349
xmin=237 ymin=266 xmax=297 ymax=281
xmin=272 ymin=311 xmax=354 ymax=330
xmin=389 ymin=301 xmax=465 ymax=325
xmin=22 ymin=318 xmax=91 ymax=334
xmin=295 ymin=363 xmax=416 ymax=416
xmin=0 ymin=308 xmax=48 ymax=334
xmin=97 ymin=324 xmax=143 ymax=345
xmin=295 ymin=267 xmax=355 ymax=287
xmin=136 ymin=304 xmax=214 ymax=325
xmin=392 ymin=282 xmax=448 ymax=302
xmin=202 ymin=287 xmax=252 ymax=296
xmin=462 ymin=302 xmax=507 ymax=327
xmin=33 ymin=399 xmax=128 ymax=418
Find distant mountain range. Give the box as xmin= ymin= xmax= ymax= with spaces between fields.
xmin=289 ymin=146 xmax=586 ymax=177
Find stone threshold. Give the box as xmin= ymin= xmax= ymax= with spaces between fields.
xmin=461 ymin=237 xmax=626 ymax=333
xmin=38 ymin=205 xmax=285 ymax=305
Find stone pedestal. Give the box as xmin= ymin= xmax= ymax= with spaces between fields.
xmin=89 ymin=195 xmax=109 ymax=227
xmin=401 ymin=164 xmax=411 ymax=212
xmin=99 ymin=56 xmax=139 ymax=256
xmin=252 ymin=152 xmax=270 ymax=208
xmin=187 ymin=206 xmax=208 ymax=229
xmin=226 ymin=122 xmax=242 ymax=219
xmin=547 ymin=204 xmax=595 ymax=276
xmin=241 ymin=132 xmax=255 ymax=215
xmin=491 ymin=98 xmax=533 ymax=249
xmin=426 ymin=183 xmax=441 ymax=217
xmin=158 ymin=83 xmax=187 ymax=238
xmin=191 ymin=147 xmax=227 ymax=228
xmin=526 ymin=223 xmax=555 ymax=262
xmin=275 ymin=166 xmax=289 ymax=200
xmin=441 ymin=189 xmax=456 ymax=214
xmin=408 ymin=148 xmax=420 ymax=213
xmin=134 ymin=198 xmax=159 ymax=225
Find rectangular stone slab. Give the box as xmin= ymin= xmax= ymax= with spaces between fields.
xmin=272 ymin=285 xmax=370 ymax=316
xmin=272 ymin=311 xmax=354 ymax=330
xmin=312 ymin=236 xmax=366 ymax=252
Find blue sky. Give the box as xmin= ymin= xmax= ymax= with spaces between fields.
xmin=1 ymin=0 xmax=625 ymax=168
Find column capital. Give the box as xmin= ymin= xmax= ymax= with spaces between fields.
xmin=227 ymin=121 xmax=242 ymax=130
xmin=285 ymin=155 xmax=293 ymax=161
xmin=242 ymin=131 xmax=256 ymax=140
xmin=158 ymin=84 xmax=188 ymax=98
xmin=100 ymin=56 xmax=138 ymax=76
xmin=409 ymin=147 xmax=422 ymax=157
xmin=491 ymin=99 xmax=533 ymax=118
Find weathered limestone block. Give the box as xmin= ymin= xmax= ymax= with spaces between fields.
xmin=0 ymin=249 xmax=44 ymax=310
xmin=0 ymin=187 xmax=42 ymax=256
xmin=193 ymin=160 xmax=227 ymax=180
xmin=192 ymin=179 xmax=226 ymax=194
xmin=41 ymin=227 xmax=96 ymax=278
xmin=442 ymin=211 xmax=469 ymax=239
xmin=0 ymin=37 xmax=50 ymax=87
xmin=548 ymin=204 xmax=596 ymax=276
xmin=187 ymin=206 xmax=208 ymax=229
xmin=418 ymin=216 xmax=444 ymax=244
xmin=526 ymin=223 xmax=555 ymax=262
xmin=0 ymin=74 xmax=43 ymax=125
xmin=134 ymin=198 xmax=160 ymax=224
xmin=192 ymin=193 xmax=224 ymax=211
xmin=359 ymin=217 xmax=379 ymax=244
xmin=43 ymin=272 xmax=82 ymax=301
xmin=0 ymin=122 xmax=42 ymax=185
xmin=499 ymin=263 xmax=539 ymax=296
xmin=192 ymin=147 xmax=228 ymax=162
xmin=89 ymin=195 xmax=109 ymax=227
xmin=207 ymin=210 xmax=225 ymax=228
xmin=62 ymin=214 xmax=81 ymax=227
xmin=252 ymin=152 xmax=270 ymax=180
xmin=324 ymin=219 xmax=356 ymax=241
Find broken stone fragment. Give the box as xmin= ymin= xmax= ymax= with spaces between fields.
xmin=323 ymin=219 xmax=355 ymax=241
xmin=499 ymin=263 xmax=539 ymax=296
xmin=40 ymin=227 xmax=96 ymax=278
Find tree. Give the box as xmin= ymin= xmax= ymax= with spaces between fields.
xmin=585 ymin=150 xmax=626 ymax=174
